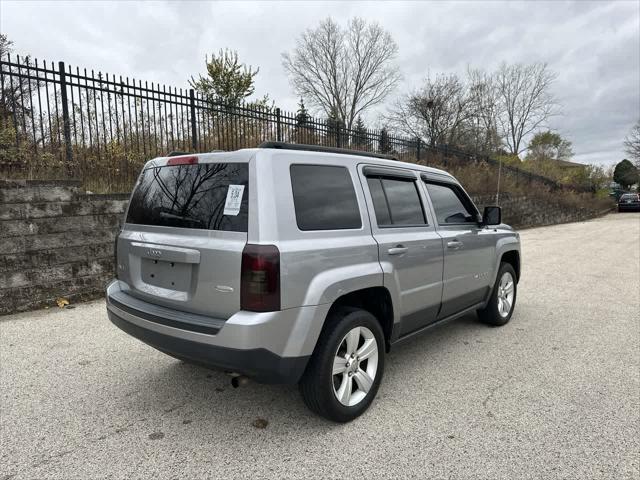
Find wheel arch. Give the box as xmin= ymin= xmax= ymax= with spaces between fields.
xmin=325 ymin=287 xmax=395 ymax=352
xmin=500 ymin=249 xmax=521 ymax=282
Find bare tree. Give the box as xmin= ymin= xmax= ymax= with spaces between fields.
xmin=466 ymin=67 xmax=502 ymax=155
xmin=0 ymin=34 xmax=43 ymax=142
xmin=624 ymin=120 xmax=640 ymax=168
xmin=0 ymin=33 xmax=12 ymax=58
xmin=494 ymin=62 xmax=558 ymax=156
xmin=387 ymin=73 xmax=471 ymax=147
xmin=282 ymin=17 xmax=400 ymax=130
xmin=0 ymin=34 xmax=36 ymax=121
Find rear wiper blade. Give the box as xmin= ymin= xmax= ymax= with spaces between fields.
xmin=158 ymin=211 xmax=203 ymax=225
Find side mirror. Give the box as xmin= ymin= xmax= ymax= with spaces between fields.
xmin=482 ymin=206 xmax=501 ymax=226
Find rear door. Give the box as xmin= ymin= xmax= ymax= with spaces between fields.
xmin=422 ymin=179 xmax=495 ymax=318
xmin=359 ymin=165 xmax=444 ymax=337
xmin=116 ymin=157 xmax=250 ymax=319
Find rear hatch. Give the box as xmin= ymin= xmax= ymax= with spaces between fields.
xmin=116 ymin=156 xmax=249 ymax=319
xmin=620 ymin=194 xmax=639 ymax=204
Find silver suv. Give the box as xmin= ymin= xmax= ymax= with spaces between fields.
xmin=106 ymin=142 xmax=521 ymax=422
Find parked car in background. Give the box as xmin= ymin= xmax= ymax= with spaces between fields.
xmin=106 ymin=142 xmax=521 ymax=422
xmin=618 ymin=193 xmax=640 ymax=212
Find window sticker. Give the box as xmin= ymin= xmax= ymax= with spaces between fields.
xmin=223 ymin=184 xmax=245 ymax=216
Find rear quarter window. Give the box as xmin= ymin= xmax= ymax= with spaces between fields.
xmin=290 ymin=164 xmax=362 ymax=231
xmin=126 ymin=162 xmax=249 ymax=232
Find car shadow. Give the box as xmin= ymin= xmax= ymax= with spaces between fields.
xmin=122 ymin=311 xmax=488 ymax=433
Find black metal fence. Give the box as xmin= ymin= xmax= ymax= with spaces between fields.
xmin=1 ymin=54 xmax=577 ymax=193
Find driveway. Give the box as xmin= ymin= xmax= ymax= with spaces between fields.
xmin=1 ymin=213 xmax=639 ymax=479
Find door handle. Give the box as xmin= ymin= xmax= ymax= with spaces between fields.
xmin=447 ymin=240 xmax=463 ymax=250
xmin=388 ymin=245 xmax=408 ymax=255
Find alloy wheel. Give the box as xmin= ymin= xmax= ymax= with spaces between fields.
xmin=332 ymin=326 xmax=379 ymax=407
xmin=497 ymin=271 xmax=515 ymax=318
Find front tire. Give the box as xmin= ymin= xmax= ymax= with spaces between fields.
xmin=477 ymin=262 xmax=517 ymax=326
xmin=299 ymin=308 xmax=385 ymax=422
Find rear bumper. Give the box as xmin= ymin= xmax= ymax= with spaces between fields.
xmin=618 ymin=203 xmax=640 ymax=211
xmin=106 ymin=280 xmax=328 ymax=384
xmin=107 ymin=310 xmax=308 ymax=383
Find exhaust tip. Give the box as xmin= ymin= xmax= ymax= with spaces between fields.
xmin=231 ymin=375 xmax=249 ymax=388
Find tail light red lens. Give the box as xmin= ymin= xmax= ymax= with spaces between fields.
xmin=240 ymin=244 xmax=281 ymax=312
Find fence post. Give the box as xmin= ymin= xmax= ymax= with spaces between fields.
xmin=189 ymin=89 xmax=198 ymax=151
xmin=336 ymin=124 xmax=342 ymax=148
xmin=416 ymin=137 xmax=421 ymax=162
xmin=276 ymin=108 xmax=282 ymax=142
xmin=58 ymin=61 xmax=73 ymax=175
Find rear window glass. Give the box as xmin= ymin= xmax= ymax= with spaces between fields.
xmin=290 ymin=164 xmax=362 ymax=231
xmin=126 ymin=163 xmax=249 ymax=232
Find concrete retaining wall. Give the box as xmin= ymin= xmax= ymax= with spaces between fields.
xmin=472 ymin=193 xmax=610 ymax=229
xmin=0 ymin=181 xmax=609 ymax=315
xmin=0 ymin=180 xmax=128 ymax=315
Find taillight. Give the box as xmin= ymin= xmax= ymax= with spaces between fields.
xmin=240 ymin=244 xmax=280 ymax=312
xmin=167 ymin=155 xmax=198 ymax=166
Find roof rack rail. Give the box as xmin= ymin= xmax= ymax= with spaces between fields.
xmin=258 ymin=141 xmax=398 ymax=160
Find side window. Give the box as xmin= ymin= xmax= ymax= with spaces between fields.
xmin=366 ymin=177 xmax=426 ymax=227
xmin=367 ymin=178 xmax=392 ymax=226
xmin=426 ymin=182 xmax=477 ymax=224
xmin=290 ymin=164 xmax=362 ymax=230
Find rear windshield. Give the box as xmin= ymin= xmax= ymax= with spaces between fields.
xmin=126 ymin=163 xmax=249 ymax=232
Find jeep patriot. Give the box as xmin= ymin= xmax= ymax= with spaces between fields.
xmin=106 ymin=142 xmax=521 ymax=422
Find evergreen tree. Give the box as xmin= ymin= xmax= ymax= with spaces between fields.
xmin=526 ymin=131 xmax=573 ymax=162
xmin=327 ymin=105 xmax=346 ymax=147
xmin=379 ymin=127 xmax=391 ymax=153
xmin=294 ymin=98 xmax=314 ymax=143
xmin=189 ymin=49 xmax=262 ymax=107
xmin=613 ymin=159 xmax=639 ymax=189
xmin=295 ymin=98 xmax=310 ymax=128
xmin=352 ymin=116 xmax=370 ymax=150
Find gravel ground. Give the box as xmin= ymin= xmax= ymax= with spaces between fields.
xmin=1 ymin=213 xmax=639 ymax=480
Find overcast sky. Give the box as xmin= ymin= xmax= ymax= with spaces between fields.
xmin=2 ymin=0 xmax=639 ymax=166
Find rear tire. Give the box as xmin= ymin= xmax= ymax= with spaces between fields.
xmin=299 ymin=307 xmax=385 ymax=422
xmin=477 ymin=262 xmax=517 ymax=326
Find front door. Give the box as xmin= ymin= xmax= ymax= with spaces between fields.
xmin=423 ymin=180 xmax=496 ymax=318
xmin=359 ymin=166 xmax=444 ymax=337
